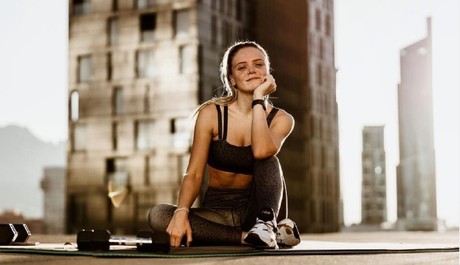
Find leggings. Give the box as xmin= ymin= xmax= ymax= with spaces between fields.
xmin=148 ymin=156 xmax=287 ymax=245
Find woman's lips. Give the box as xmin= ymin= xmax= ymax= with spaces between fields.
xmin=246 ymin=77 xmax=261 ymax=82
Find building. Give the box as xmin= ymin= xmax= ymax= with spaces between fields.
xmin=41 ymin=167 xmax=67 ymax=234
xmin=67 ymin=0 xmax=340 ymax=234
xmin=361 ymin=126 xmax=387 ymax=225
xmin=252 ymin=0 xmax=340 ymax=232
xmin=396 ymin=18 xmax=437 ymax=231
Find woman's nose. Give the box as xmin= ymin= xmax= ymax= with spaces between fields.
xmin=248 ymin=65 xmax=256 ymax=74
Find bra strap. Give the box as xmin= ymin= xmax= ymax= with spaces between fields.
xmin=223 ymin=105 xmax=228 ymax=140
xmin=215 ymin=104 xmax=223 ymax=139
xmin=266 ymin=107 xmax=279 ymax=126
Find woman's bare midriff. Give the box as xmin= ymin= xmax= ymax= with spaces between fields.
xmin=207 ymin=166 xmax=252 ymax=189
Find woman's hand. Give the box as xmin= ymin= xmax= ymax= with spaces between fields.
xmin=253 ymin=74 xmax=277 ymax=99
xmin=166 ymin=210 xmax=193 ymax=247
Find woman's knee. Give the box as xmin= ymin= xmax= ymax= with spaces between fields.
xmin=148 ymin=204 xmax=175 ymax=231
xmin=253 ymin=156 xmax=282 ymax=176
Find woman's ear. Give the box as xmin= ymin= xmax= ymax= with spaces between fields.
xmin=230 ymin=76 xmax=236 ymax=87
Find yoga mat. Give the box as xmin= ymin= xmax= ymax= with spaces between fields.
xmin=0 ymin=240 xmax=457 ymax=258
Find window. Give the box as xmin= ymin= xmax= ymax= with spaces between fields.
xmin=236 ymin=0 xmax=243 ymax=20
xmin=170 ymin=117 xmax=191 ymax=149
xmin=108 ymin=17 xmax=118 ymax=46
xmin=140 ymin=13 xmax=156 ymax=42
xmin=106 ymin=158 xmax=129 ymax=208
xmin=136 ymin=0 xmax=155 ymax=9
xmin=73 ymin=123 xmax=87 ymax=151
xmin=319 ymin=38 xmax=324 ymax=59
xmin=226 ymin=0 xmax=233 ymax=16
xmin=315 ymin=9 xmax=321 ymax=32
xmin=222 ymin=21 xmax=232 ymax=47
xmin=112 ymin=122 xmax=118 ymax=151
xmin=136 ymin=190 xmax=156 ymax=224
xmin=174 ymin=9 xmax=191 ymax=38
xmin=70 ymin=90 xmax=80 ymax=121
xmin=316 ymin=63 xmax=322 ymax=86
xmin=136 ymin=120 xmax=155 ymax=150
xmin=73 ymin=0 xmax=91 ymax=15
xmin=136 ymin=49 xmax=155 ymax=78
xmin=325 ymin=14 xmax=331 ymax=36
xmin=78 ymin=55 xmax=91 ymax=83
xmin=107 ymin=53 xmax=112 ymax=81
xmin=112 ymin=86 xmax=123 ymax=115
xmin=144 ymin=85 xmax=151 ymax=113
xmin=179 ymin=45 xmax=194 ymax=74
xmin=211 ymin=15 xmax=217 ymax=45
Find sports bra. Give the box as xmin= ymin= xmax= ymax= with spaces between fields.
xmin=207 ymin=104 xmax=279 ymax=175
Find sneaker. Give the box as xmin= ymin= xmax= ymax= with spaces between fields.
xmin=243 ymin=207 xmax=278 ymax=249
xmin=276 ymin=218 xmax=301 ymax=248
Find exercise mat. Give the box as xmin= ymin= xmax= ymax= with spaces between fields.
xmin=0 ymin=240 xmax=458 ymax=258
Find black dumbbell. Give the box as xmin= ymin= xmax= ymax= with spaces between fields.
xmin=76 ymin=229 xmax=170 ymax=253
xmin=0 ymin=224 xmax=32 ymax=245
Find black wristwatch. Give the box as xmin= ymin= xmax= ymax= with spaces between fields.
xmin=252 ymin=99 xmax=266 ymax=111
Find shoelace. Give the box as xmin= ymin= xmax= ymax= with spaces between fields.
xmin=254 ymin=219 xmax=277 ymax=232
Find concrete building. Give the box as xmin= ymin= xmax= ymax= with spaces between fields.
xmin=396 ymin=18 xmax=437 ymax=231
xmin=41 ymin=167 xmax=67 ymax=234
xmin=67 ymin=0 xmax=340 ymax=234
xmin=252 ymin=0 xmax=340 ymax=233
xmin=361 ymin=126 xmax=387 ymax=225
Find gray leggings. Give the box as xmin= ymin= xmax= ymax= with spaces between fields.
xmin=148 ymin=156 xmax=287 ymax=245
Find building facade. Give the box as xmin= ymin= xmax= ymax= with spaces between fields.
xmin=361 ymin=126 xmax=387 ymax=225
xmin=396 ymin=18 xmax=437 ymax=231
xmin=67 ymin=0 xmax=340 ymax=233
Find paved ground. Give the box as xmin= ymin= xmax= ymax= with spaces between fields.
xmin=0 ymin=231 xmax=458 ymax=265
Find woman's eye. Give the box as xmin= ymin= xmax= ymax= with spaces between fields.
xmin=238 ymin=66 xmax=246 ymax=71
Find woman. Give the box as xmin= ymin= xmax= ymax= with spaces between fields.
xmin=148 ymin=41 xmax=300 ymax=249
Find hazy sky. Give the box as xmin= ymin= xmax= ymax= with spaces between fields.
xmin=0 ymin=0 xmax=458 ymax=227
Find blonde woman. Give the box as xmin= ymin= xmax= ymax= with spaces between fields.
xmin=149 ymin=41 xmax=300 ymax=249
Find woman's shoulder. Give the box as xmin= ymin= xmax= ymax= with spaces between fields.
xmin=271 ymin=106 xmax=294 ymax=120
xmin=196 ymin=102 xmax=219 ymax=120
xmin=270 ymin=106 xmax=295 ymax=129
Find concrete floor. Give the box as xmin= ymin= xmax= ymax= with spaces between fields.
xmin=0 ymin=231 xmax=458 ymax=265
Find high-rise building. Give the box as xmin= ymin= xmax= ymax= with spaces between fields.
xmin=252 ymin=0 xmax=340 ymax=233
xmin=361 ymin=126 xmax=387 ymax=225
xmin=396 ymin=18 xmax=437 ymax=231
xmin=67 ymin=0 xmax=340 ymax=233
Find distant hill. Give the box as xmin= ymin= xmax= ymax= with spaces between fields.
xmin=0 ymin=125 xmax=66 ymax=219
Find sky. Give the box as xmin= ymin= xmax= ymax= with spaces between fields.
xmin=0 ymin=0 xmax=458 ymax=227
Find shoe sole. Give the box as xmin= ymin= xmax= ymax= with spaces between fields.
xmin=244 ymin=233 xmax=277 ymax=249
xmin=277 ymin=225 xmax=301 ymax=247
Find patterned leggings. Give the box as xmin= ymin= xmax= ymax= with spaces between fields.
xmin=148 ymin=156 xmax=287 ymax=245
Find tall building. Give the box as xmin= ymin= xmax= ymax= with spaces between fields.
xmin=67 ymin=0 xmax=339 ymax=233
xmin=396 ymin=18 xmax=437 ymax=231
xmin=361 ymin=126 xmax=387 ymax=225
xmin=252 ymin=0 xmax=340 ymax=232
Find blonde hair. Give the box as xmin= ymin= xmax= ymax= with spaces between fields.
xmin=194 ymin=41 xmax=271 ymax=115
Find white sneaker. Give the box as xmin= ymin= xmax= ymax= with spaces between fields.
xmin=276 ymin=218 xmax=301 ymax=247
xmin=244 ymin=208 xmax=278 ymax=249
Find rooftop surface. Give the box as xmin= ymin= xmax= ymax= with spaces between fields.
xmin=0 ymin=231 xmax=458 ymax=265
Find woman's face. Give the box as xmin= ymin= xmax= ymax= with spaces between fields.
xmin=229 ymin=47 xmax=268 ymax=92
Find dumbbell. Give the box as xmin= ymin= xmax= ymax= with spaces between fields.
xmin=77 ymin=229 xmax=170 ymax=253
xmin=0 ymin=224 xmax=32 ymax=245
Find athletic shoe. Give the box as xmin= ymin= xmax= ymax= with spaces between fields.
xmin=243 ymin=207 xmax=278 ymax=249
xmin=276 ymin=218 xmax=301 ymax=248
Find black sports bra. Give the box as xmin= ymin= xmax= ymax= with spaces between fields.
xmin=207 ymin=104 xmax=279 ymax=175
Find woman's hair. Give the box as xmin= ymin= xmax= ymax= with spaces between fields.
xmin=194 ymin=41 xmax=271 ymax=114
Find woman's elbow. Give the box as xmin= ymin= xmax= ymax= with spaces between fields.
xmin=253 ymin=148 xmax=278 ymax=160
